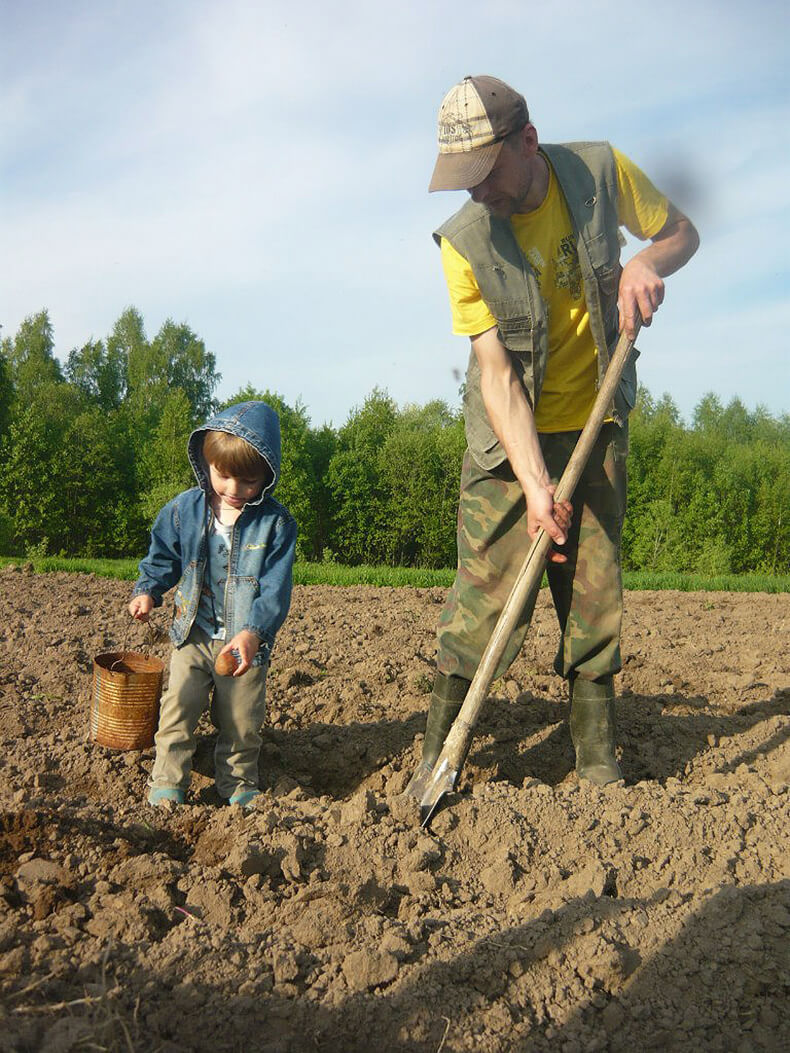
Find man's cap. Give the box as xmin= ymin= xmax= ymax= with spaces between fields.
xmin=429 ymin=75 xmax=529 ymax=193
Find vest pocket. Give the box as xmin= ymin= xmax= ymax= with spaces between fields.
xmin=497 ymin=314 xmax=534 ymax=352
xmin=595 ymin=265 xmax=619 ymax=298
xmin=465 ymin=419 xmax=506 ymax=471
xmin=463 ymin=371 xmax=506 ymax=471
xmin=585 ymin=227 xmax=619 ymax=265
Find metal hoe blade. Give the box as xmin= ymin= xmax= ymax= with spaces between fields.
xmin=404 ymin=758 xmax=460 ymax=827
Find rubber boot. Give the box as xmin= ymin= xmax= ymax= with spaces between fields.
xmin=569 ymin=676 xmax=622 ymax=785
xmin=421 ymin=672 xmax=471 ymax=770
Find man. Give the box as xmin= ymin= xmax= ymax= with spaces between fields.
xmin=421 ymin=75 xmax=698 ymax=784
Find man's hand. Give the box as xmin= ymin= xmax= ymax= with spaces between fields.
xmin=524 ymin=480 xmax=573 ymax=562
xmin=618 ymin=257 xmax=664 ymax=339
xmin=218 ymin=630 xmax=261 ymax=676
xmin=618 ymin=208 xmax=699 ymax=341
xmin=128 ymin=594 xmax=154 ymax=621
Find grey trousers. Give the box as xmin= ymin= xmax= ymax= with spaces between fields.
xmin=150 ymin=626 xmax=268 ymax=799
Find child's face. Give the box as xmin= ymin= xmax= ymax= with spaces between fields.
xmin=208 ymin=463 xmax=268 ymax=509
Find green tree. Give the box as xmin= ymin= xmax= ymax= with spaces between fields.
xmin=691 ymin=392 xmax=725 ymax=434
xmin=0 ymin=346 xmax=12 ymax=442
xmin=625 ymin=390 xmax=790 ymax=574
xmin=110 ymin=310 xmax=220 ymax=526
xmin=116 ymin=310 xmax=219 ymax=433
xmin=0 ymin=382 xmax=86 ymax=554
xmin=138 ymin=388 xmax=196 ymax=523
xmin=60 ymin=406 xmax=133 ymax=556
xmin=0 ymin=350 xmax=12 ymax=550
xmin=65 ymin=337 xmax=125 ymax=410
xmin=305 ymin=422 xmax=337 ymax=560
xmin=107 ymin=306 xmax=146 ymax=386
xmin=622 ymin=389 xmax=685 ymax=570
xmin=378 ymin=400 xmax=465 ymax=567
xmin=150 ymin=320 xmax=220 ymax=422
xmin=2 ymin=310 xmax=62 ymax=401
xmin=326 ymin=389 xmax=397 ymax=564
xmin=751 ymin=443 xmax=790 ymax=573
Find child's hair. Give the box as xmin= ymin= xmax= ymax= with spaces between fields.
xmin=202 ymin=430 xmax=272 ymax=484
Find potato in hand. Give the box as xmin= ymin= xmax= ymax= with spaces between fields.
xmin=214 ymin=650 xmax=239 ymax=677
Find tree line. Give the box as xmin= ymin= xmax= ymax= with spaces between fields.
xmin=1 ymin=309 xmax=788 ymax=574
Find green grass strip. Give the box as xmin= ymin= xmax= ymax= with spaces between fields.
xmin=621 ymin=570 xmax=790 ymax=593
xmin=0 ymin=556 xmax=141 ymax=580
xmin=0 ymin=555 xmax=456 ymax=588
xmin=293 ymin=562 xmax=455 ymax=587
xmin=0 ymin=556 xmax=787 ymax=592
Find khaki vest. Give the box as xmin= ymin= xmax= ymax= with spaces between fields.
xmin=435 ymin=141 xmax=638 ymax=470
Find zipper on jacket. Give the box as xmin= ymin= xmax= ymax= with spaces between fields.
xmin=223 ymin=516 xmax=236 ymax=642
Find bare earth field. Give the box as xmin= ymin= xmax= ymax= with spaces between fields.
xmin=0 ymin=566 xmax=788 ymax=1052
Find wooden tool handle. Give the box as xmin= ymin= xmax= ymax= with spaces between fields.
xmin=440 ymin=323 xmax=641 ymax=767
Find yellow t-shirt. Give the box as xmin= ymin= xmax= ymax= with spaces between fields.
xmin=440 ymin=148 xmax=669 ymax=432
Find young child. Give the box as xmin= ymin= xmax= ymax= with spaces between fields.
xmin=129 ymin=401 xmax=297 ymax=808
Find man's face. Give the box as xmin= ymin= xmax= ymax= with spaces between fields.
xmin=467 ymin=128 xmax=534 ymax=217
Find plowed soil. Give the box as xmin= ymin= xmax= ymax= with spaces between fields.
xmin=0 ymin=566 xmax=787 ymax=1052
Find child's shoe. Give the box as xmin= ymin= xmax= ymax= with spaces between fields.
xmin=229 ymin=789 xmax=260 ymax=809
xmin=148 ymin=787 xmax=185 ymax=807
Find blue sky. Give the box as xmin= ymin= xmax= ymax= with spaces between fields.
xmin=2 ymin=0 xmax=788 ymax=426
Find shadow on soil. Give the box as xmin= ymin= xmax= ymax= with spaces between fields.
xmin=188 ymin=688 xmax=788 ymax=801
xmin=441 ymin=689 xmax=790 ymax=791
xmin=9 ymin=879 xmax=787 ymax=1052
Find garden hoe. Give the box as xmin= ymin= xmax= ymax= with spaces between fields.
xmin=404 ymin=321 xmax=642 ymax=827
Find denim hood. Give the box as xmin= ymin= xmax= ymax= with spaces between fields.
xmin=187 ymin=401 xmax=282 ymax=503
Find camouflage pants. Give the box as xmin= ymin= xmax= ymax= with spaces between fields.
xmin=437 ymin=422 xmax=628 ymax=684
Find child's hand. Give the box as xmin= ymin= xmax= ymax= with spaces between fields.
xmin=128 ymin=594 xmax=154 ymax=621
xmin=219 ymin=630 xmax=261 ymax=676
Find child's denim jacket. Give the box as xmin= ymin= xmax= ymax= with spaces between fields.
xmin=133 ymin=402 xmax=297 ymax=666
